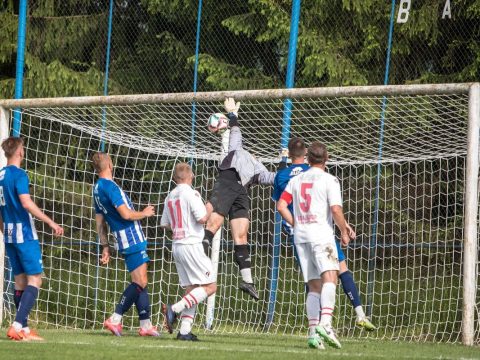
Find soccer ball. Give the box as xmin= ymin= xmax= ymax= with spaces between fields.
xmin=207 ymin=113 xmax=228 ymax=134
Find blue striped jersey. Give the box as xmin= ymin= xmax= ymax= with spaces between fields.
xmin=0 ymin=165 xmax=38 ymax=243
xmin=93 ymin=178 xmax=146 ymax=250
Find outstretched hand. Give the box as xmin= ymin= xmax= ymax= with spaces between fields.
xmin=224 ymin=97 xmax=240 ymax=115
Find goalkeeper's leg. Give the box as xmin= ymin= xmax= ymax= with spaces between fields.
xmin=231 ymin=217 xmax=259 ymax=300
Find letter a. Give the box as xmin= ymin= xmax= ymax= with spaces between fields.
xmin=442 ymin=0 xmax=451 ymax=19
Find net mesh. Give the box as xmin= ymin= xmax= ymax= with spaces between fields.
xmin=1 ymin=92 xmax=476 ymax=343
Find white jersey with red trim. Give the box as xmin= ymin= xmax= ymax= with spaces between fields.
xmin=160 ymin=184 xmax=207 ymax=244
xmin=281 ymin=167 xmax=342 ymax=244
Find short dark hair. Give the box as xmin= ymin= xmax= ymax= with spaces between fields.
xmin=288 ymin=137 xmax=306 ymax=159
xmin=1 ymin=137 xmax=24 ymax=158
xmin=307 ymin=142 xmax=328 ymax=165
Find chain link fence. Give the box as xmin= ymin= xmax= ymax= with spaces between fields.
xmin=0 ymin=0 xmax=478 ymax=99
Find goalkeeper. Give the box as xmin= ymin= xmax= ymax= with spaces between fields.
xmin=203 ymin=98 xmax=276 ymax=300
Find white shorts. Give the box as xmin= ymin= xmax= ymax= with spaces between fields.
xmin=295 ymin=241 xmax=339 ymax=282
xmin=172 ymin=242 xmax=215 ymax=287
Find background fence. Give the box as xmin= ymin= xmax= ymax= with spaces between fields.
xmin=0 ymin=0 xmax=479 ymax=99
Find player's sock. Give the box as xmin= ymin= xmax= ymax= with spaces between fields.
xmin=111 ymin=313 xmax=123 ymax=325
xmin=203 ymin=229 xmax=214 ymax=254
xmin=319 ymin=282 xmax=336 ymax=327
xmin=139 ymin=319 xmax=153 ymax=330
xmin=306 ymin=292 xmax=321 ymax=336
xmin=339 ymin=271 xmax=362 ymax=309
xmin=172 ymin=287 xmax=208 ymax=313
xmin=240 ymin=269 xmax=253 ymax=284
xmin=14 ymin=285 xmax=38 ymax=328
xmin=12 ymin=321 xmax=23 ymax=332
xmin=14 ymin=289 xmax=28 ymax=328
xmin=135 ymin=287 xmax=151 ymax=324
xmin=114 ymin=282 xmax=143 ymax=319
xmin=179 ymin=305 xmax=197 ymax=335
xmin=234 ymin=245 xmax=252 ymax=283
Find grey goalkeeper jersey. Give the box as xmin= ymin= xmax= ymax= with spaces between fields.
xmin=218 ymin=116 xmax=275 ymax=187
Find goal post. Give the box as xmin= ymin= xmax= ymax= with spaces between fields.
xmin=0 ymin=83 xmax=478 ymax=345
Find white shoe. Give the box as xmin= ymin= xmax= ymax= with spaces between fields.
xmin=316 ymin=324 xmax=341 ymax=349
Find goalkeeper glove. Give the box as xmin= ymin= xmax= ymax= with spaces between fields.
xmin=224 ymin=97 xmax=240 ymax=116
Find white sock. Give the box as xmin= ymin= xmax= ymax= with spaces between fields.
xmin=139 ymin=319 xmax=152 ymax=330
xmin=240 ymin=268 xmax=253 ymax=284
xmin=111 ymin=312 xmax=122 ymax=325
xmin=22 ymin=327 xmax=30 ymax=334
xmin=355 ymin=306 xmax=366 ymax=319
xmin=180 ymin=305 xmax=197 ymax=335
xmin=172 ymin=287 xmax=208 ymax=313
xmin=319 ymin=282 xmax=336 ymax=327
xmin=306 ymin=292 xmax=321 ymax=336
xmin=12 ymin=321 xmax=22 ymax=332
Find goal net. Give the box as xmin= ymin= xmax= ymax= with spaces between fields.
xmin=0 ymin=84 xmax=478 ymax=344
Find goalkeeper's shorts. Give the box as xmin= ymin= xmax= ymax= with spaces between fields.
xmin=209 ymin=177 xmax=249 ymax=220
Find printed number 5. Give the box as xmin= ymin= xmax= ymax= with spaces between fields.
xmin=0 ymin=186 xmax=5 ymax=206
xmin=300 ymin=183 xmax=313 ymax=213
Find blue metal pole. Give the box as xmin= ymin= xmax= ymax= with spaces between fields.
xmin=12 ymin=0 xmax=28 ymax=137
xmin=191 ymin=0 xmax=203 ymax=157
xmin=266 ymin=0 xmax=301 ymax=327
xmin=95 ymin=0 xmax=114 ymax=312
xmin=100 ymin=0 xmax=114 ymax=152
xmin=366 ymin=0 xmax=396 ymax=317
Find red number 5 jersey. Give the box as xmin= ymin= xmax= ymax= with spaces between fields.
xmin=280 ymin=167 xmax=342 ymax=244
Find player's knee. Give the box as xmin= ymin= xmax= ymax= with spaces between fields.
xmin=307 ymin=280 xmax=321 ymax=293
xmin=28 ymin=274 xmax=42 ymax=288
xmin=338 ymin=260 xmax=348 ymax=274
xmin=14 ymin=274 xmax=28 ymax=289
xmin=205 ymin=282 xmax=217 ymax=296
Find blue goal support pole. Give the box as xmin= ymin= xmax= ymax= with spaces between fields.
xmin=366 ymin=0 xmax=396 ymax=317
xmin=12 ymin=0 xmax=28 ymax=137
xmin=100 ymin=0 xmax=114 ymax=153
xmin=94 ymin=0 xmax=114 ymax=313
xmin=191 ymin=0 xmax=203 ymax=154
xmin=266 ymin=0 xmax=301 ymax=327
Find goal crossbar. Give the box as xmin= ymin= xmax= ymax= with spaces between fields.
xmin=0 ymin=83 xmax=474 ymax=109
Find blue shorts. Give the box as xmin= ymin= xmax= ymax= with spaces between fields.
xmin=120 ymin=242 xmax=149 ymax=272
xmin=336 ymin=240 xmax=346 ymax=262
xmin=5 ymin=241 xmax=43 ymax=276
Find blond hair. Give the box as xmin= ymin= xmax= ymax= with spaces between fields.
xmin=174 ymin=162 xmax=193 ymax=183
xmin=91 ymin=152 xmax=111 ymax=173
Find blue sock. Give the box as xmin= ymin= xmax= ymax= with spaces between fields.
xmin=115 ymin=282 xmax=143 ymax=315
xmin=339 ymin=271 xmax=362 ymax=308
xmin=14 ymin=286 xmax=38 ymax=326
xmin=135 ymin=287 xmax=151 ymax=320
xmin=14 ymin=290 xmax=28 ymax=327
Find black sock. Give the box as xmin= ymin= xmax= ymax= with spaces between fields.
xmin=234 ymin=244 xmax=251 ymax=270
xmin=203 ymin=229 xmax=214 ymax=255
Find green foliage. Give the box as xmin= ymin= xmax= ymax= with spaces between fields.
xmin=1 ymin=0 xmax=478 ymax=98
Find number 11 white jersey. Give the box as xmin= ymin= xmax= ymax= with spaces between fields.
xmin=281 ymin=167 xmax=342 ymax=244
xmin=160 ymin=184 xmax=207 ymax=244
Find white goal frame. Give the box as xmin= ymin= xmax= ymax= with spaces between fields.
xmin=0 ymin=83 xmax=478 ymax=346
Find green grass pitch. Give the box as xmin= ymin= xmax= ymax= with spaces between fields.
xmin=0 ymin=330 xmax=478 ymax=360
